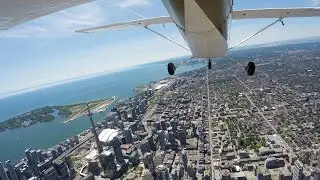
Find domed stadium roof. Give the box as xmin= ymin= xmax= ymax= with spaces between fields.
xmin=98 ymin=128 xmax=119 ymax=143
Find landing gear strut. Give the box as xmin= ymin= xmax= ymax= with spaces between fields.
xmin=167 ymin=62 xmax=176 ymax=75
xmin=246 ymin=62 xmax=255 ymax=76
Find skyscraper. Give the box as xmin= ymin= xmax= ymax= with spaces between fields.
xmin=157 ymin=130 xmax=166 ymax=150
xmin=42 ymin=166 xmax=59 ymax=180
xmin=122 ymin=110 xmax=128 ymax=120
xmin=140 ymin=139 xmax=151 ymax=155
xmin=171 ymin=168 xmax=179 ymax=180
xmin=142 ymin=99 xmax=147 ymax=107
xmin=25 ymin=149 xmax=38 ymax=176
xmin=110 ymin=106 xmax=117 ymax=112
xmin=143 ymin=152 xmax=155 ymax=173
xmin=50 ymin=148 xmax=58 ymax=159
xmin=112 ymin=137 xmax=125 ymax=164
xmin=178 ymin=129 xmax=187 ymax=145
xmin=222 ymin=169 xmax=231 ymax=180
xmin=180 ymin=122 xmax=187 ymax=135
xmin=151 ymin=127 xmax=157 ymax=135
xmin=129 ymin=151 xmax=140 ymax=166
xmin=135 ymin=105 xmax=140 ymax=115
xmin=107 ymin=112 xmax=118 ymax=122
xmin=36 ymin=149 xmax=43 ymax=163
xmin=114 ymin=115 xmax=120 ymax=127
xmin=118 ymin=120 xmax=125 ymax=130
xmin=155 ymin=121 xmax=162 ymax=131
xmin=131 ymin=108 xmax=137 ymax=119
xmin=168 ymin=131 xmax=177 ymax=149
xmin=30 ymin=150 xmax=37 ymax=163
xmin=0 ymin=162 xmax=9 ymax=180
xmin=56 ymin=146 xmax=63 ymax=155
xmin=189 ymin=164 xmax=197 ymax=179
xmin=191 ymin=121 xmax=197 ymax=137
xmin=87 ymin=160 xmax=100 ymax=175
xmin=147 ymin=135 xmax=157 ymax=151
xmin=170 ymin=119 xmax=177 ymax=132
xmin=155 ymin=164 xmax=170 ymax=180
xmin=160 ymin=120 xmax=167 ymax=130
xmin=139 ymin=103 xmax=145 ymax=113
xmin=5 ymin=160 xmax=18 ymax=180
xmin=74 ymin=135 xmax=80 ymax=144
xmin=111 ymin=106 xmax=121 ymax=120
xmin=198 ymin=124 xmax=205 ymax=141
xmin=176 ymin=165 xmax=184 ymax=179
xmin=99 ymin=151 xmax=117 ymax=178
xmin=181 ymin=150 xmax=188 ymax=169
xmin=123 ymin=128 xmax=133 ymax=144
xmin=15 ymin=166 xmax=26 ymax=180
xmin=132 ymin=99 xmax=138 ymax=107
xmin=292 ymin=160 xmax=304 ymax=180
xmin=53 ymin=160 xmax=69 ymax=179
xmin=313 ymin=167 xmax=320 ymax=180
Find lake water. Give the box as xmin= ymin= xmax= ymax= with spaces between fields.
xmin=0 ymin=58 xmax=203 ymax=162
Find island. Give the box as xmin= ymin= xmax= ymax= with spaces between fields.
xmin=0 ymin=97 xmax=116 ymax=132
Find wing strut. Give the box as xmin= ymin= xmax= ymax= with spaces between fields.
xmin=229 ymin=18 xmax=284 ymax=50
xmin=143 ymin=26 xmax=191 ymax=52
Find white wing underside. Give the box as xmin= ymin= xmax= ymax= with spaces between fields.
xmin=0 ymin=0 xmax=319 ymax=32
xmin=75 ymin=17 xmax=173 ymax=33
xmin=72 ymin=7 xmax=319 ymax=58
xmin=0 ymin=0 xmax=93 ymax=30
xmin=233 ymin=7 xmax=320 ymax=19
xmin=75 ymin=7 xmax=320 ymax=33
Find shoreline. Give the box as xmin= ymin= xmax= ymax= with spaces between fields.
xmin=0 ymin=55 xmax=201 ymax=163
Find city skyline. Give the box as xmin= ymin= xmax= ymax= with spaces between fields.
xmin=0 ymin=0 xmax=320 ymax=95
xmin=1 ymin=41 xmax=320 ymax=179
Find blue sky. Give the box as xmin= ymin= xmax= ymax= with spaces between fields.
xmin=0 ymin=0 xmax=319 ymax=96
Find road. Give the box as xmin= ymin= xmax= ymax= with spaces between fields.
xmin=206 ymin=68 xmax=215 ymax=179
xmin=234 ymin=77 xmax=292 ymax=151
xmin=230 ymin=60 xmax=293 ymax=151
xmin=261 ymin=72 xmax=300 ymax=96
xmin=142 ymin=103 xmax=157 ymax=135
xmin=54 ymin=132 xmax=95 ymax=163
xmin=142 ymin=87 xmax=171 ymax=135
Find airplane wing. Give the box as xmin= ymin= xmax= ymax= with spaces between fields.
xmin=0 ymin=0 xmax=93 ymax=30
xmin=75 ymin=16 xmax=173 ymax=33
xmin=232 ymin=7 xmax=320 ymax=19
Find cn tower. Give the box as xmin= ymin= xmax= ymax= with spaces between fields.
xmin=86 ymin=103 xmax=103 ymax=153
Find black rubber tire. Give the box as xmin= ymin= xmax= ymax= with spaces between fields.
xmin=168 ymin=62 xmax=176 ymax=75
xmin=247 ymin=62 xmax=255 ymax=76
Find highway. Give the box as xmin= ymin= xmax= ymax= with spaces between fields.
xmin=54 ymin=131 xmax=96 ymax=163
xmin=141 ymin=87 xmax=169 ymax=136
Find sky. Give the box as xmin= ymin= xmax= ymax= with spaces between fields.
xmin=0 ymin=0 xmax=319 ymax=96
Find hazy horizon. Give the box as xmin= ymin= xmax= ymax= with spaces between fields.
xmin=1 ymin=38 xmax=319 ymax=99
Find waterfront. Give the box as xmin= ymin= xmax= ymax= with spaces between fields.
xmin=0 ymin=57 xmax=202 ymax=162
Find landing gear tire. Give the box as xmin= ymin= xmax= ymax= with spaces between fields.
xmin=168 ymin=62 xmax=176 ymax=75
xmin=208 ymin=59 xmax=212 ymax=70
xmin=246 ymin=62 xmax=255 ymax=76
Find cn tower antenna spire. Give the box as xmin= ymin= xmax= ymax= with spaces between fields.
xmin=86 ymin=101 xmax=103 ymax=153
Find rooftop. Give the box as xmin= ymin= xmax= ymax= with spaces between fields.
xmin=98 ymin=128 xmax=119 ymax=143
